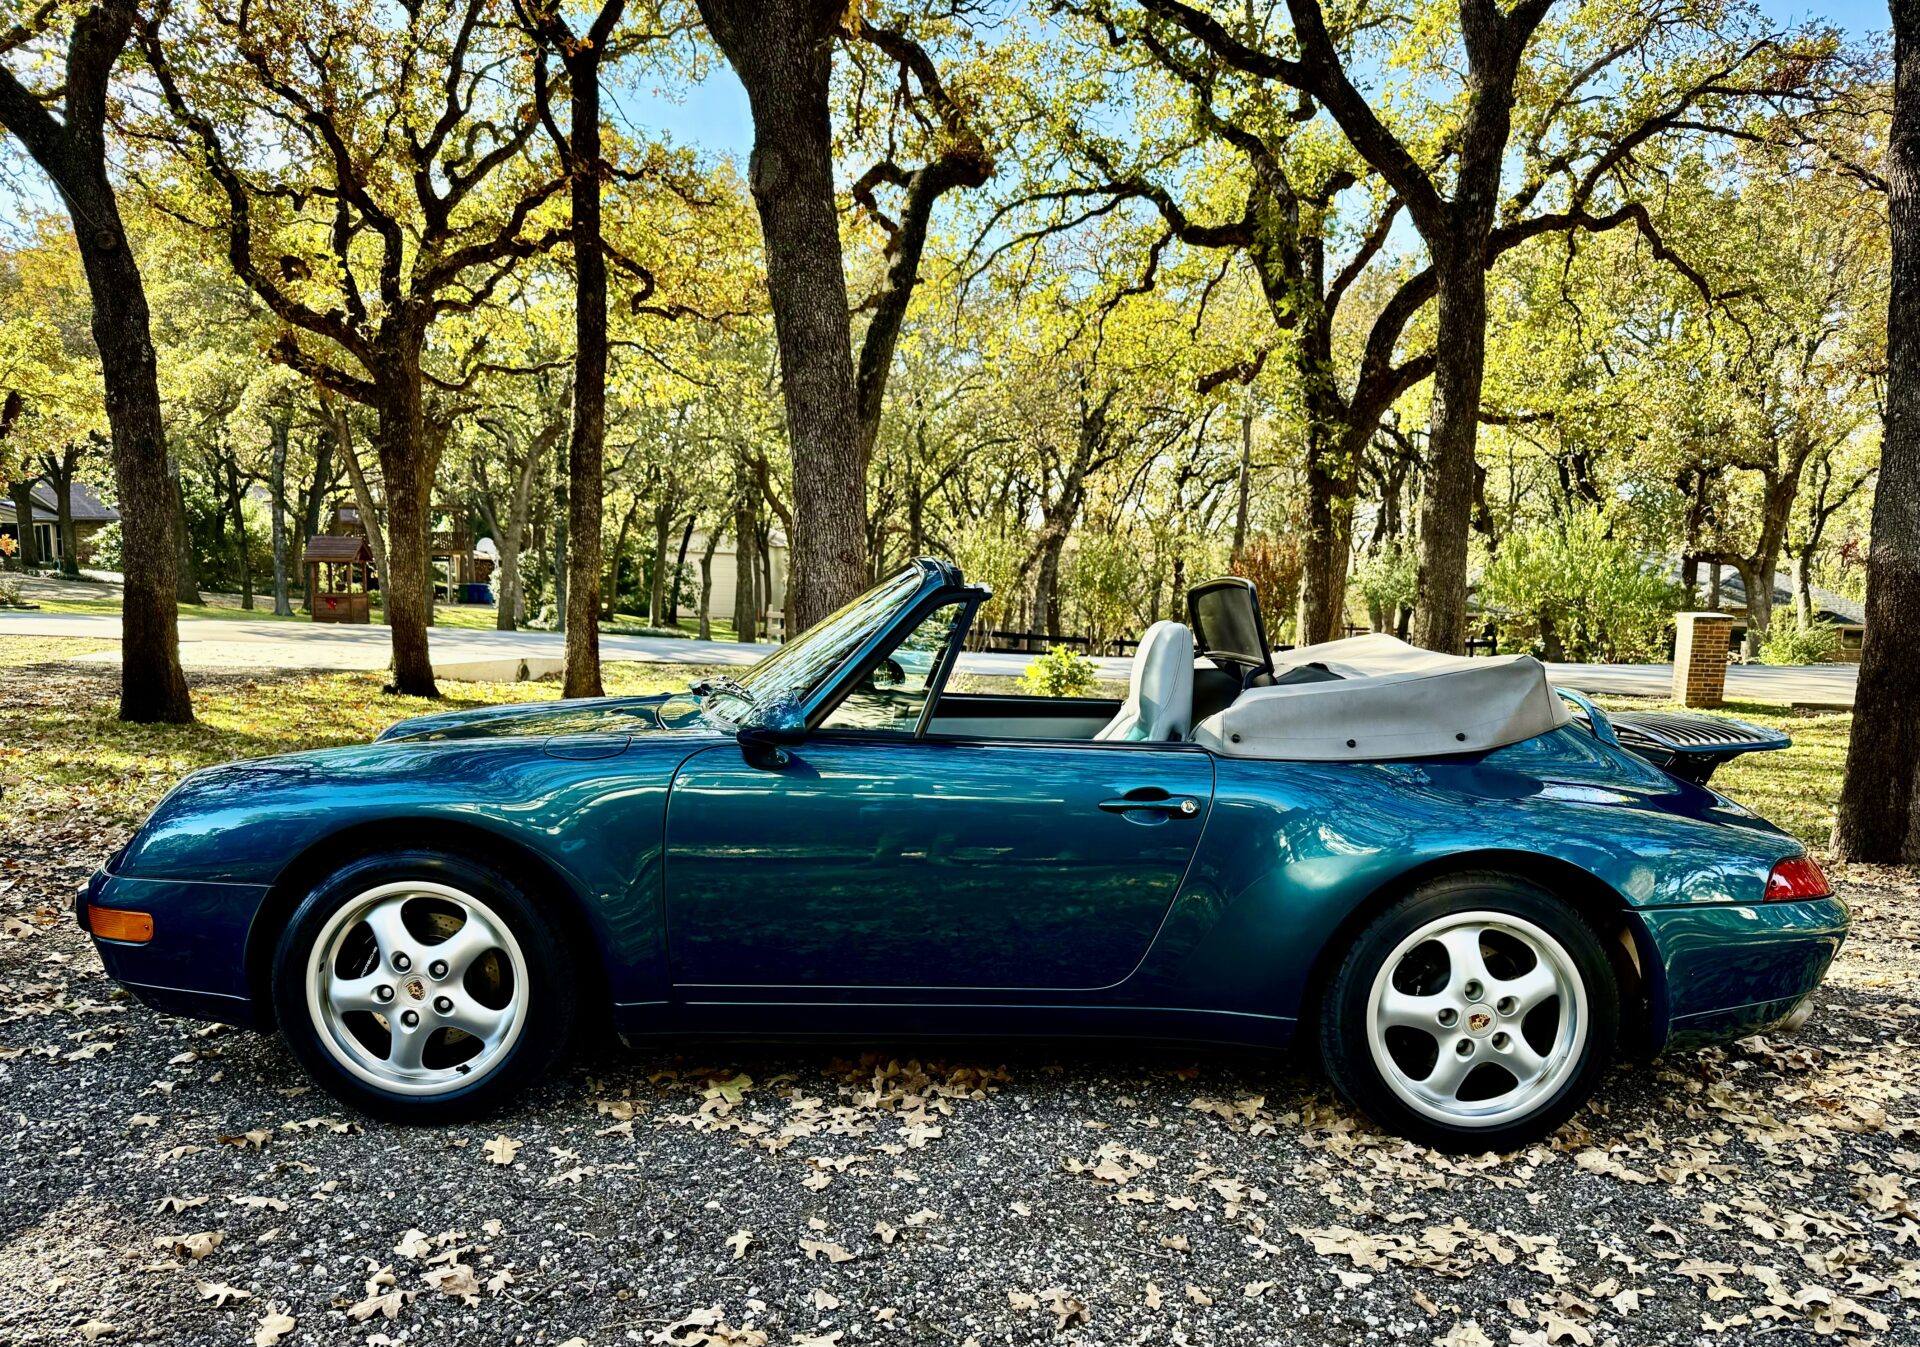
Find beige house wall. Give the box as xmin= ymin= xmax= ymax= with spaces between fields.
xmin=687 ymin=531 xmax=788 ymax=630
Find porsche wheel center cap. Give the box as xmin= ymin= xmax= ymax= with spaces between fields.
xmin=405 ymin=978 xmax=426 ymax=1002
xmin=1466 ymin=1011 xmax=1493 ymax=1035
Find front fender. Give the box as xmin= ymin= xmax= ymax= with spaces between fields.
xmin=114 ymin=734 xmax=713 ymax=1007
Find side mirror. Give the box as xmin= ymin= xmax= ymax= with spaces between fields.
xmin=737 ymin=722 xmax=805 ymax=768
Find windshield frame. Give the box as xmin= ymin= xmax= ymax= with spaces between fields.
xmin=694 ymin=558 xmax=981 ymax=732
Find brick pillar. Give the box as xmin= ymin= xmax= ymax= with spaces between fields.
xmin=1672 ymin=612 xmax=1734 ymax=707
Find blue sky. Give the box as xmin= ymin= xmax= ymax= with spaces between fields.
xmin=617 ymin=1 xmax=1891 ymax=163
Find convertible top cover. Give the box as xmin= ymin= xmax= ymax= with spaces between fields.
xmin=1190 ymin=633 xmax=1572 ymax=762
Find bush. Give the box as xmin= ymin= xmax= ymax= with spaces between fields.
xmin=1759 ymin=620 xmax=1841 ymax=666
xmin=1351 ymin=543 xmax=1417 ymax=632
xmin=1066 ymin=530 xmax=1147 ymax=655
xmin=1231 ymin=535 xmax=1302 ymax=645
xmin=1478 ymin=508 xmax=1680 ymax=663
xmin=0 ymin=574 xmax=23 ymax=606
xmin=1017 ymin=646 xmax=1099 ymax=698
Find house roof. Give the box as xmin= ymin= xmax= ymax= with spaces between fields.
xmin=0 ymin=479 xmax=120 ymax=524
xmin=305 ymin=535 xmax=372 ymax=562
xmin=1695 ymin=563 xmax=1864 ymax=628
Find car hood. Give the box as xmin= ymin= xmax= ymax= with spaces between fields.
xmin=374 ymin=691 xmax=711 ymax=743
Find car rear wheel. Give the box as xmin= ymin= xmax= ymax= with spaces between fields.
xmin=271 ymin=851 xmax=576 ymax=1122
xmin=1319 ymin=873 xmax=1618 ymax=1152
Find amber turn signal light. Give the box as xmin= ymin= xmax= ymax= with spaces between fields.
xmin=1764 ymin=855 xmax=1831 ymax=901
xmin=88 ymin=905 xmax=154 ymax=943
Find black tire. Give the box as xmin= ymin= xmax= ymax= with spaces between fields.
xmin=271 ymin=849 xmax=579 ymax=1123
xmin=1317 ymin=872 xmax=1619 ymax=1152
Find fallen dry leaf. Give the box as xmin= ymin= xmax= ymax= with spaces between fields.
xmin=483 ymin=1135 xmax=522 ymax=1166
xmin=253 ymin=1308 xmax=296 ymax=1346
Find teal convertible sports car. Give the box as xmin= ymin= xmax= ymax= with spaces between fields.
xmin=80 ymin=559 xmax=1846 ymax=1149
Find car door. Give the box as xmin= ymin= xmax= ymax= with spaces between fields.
xmin=662 ymin=735 xmax=1215 ymax=990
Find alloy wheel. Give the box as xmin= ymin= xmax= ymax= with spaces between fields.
xmin=1364 ymin=909 xmax=1588 ymax=1129
xmin=304 ymin=880 xmax=530 ymax=1097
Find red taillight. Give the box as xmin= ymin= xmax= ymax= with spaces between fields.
xmin=1765 ymin=855 xmax=1831 ymax=901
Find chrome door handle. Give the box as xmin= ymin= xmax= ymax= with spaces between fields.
xmin=1098 ymin=796 xmax=1200 ymax=818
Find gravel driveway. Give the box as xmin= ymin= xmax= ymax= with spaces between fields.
xmin=2 ymin=666 xmax=1916 ymax=1347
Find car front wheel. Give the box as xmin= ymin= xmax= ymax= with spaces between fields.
xmin=271 ymin=850 xmax=576 ymax=1122
xmin=1318 ymin=873 xmax=1619 ymax=1152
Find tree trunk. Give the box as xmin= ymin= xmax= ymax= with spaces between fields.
xmin=1230 ymin=406 xmax=1252 ymax=567
xmin=732 ymin=494 xmax=758 ymax=642
xmin=604 ymin=495 xmax=637 ymax=623
xmin=697 ymin=0 xmax=867 ymax=632
xmin=54 ymin=468 xmax=79 ymax=575
xmin=648 ymin=503 xmax=672 ymax=627
xmin=0 ymin=0 xmax=193 ymax=719
xmin=561 ymin=46 xmax=606 ymax=696
xmin=7 ymin=481 xmax=38 ymax=567
xmin=1833 ymin=0 xmax=1920 ymax=862
xmin=1737 ymin=559 xmax=1772 ymax=657
xmin=1537 ymin=609 xmax=1566 ymax=663
xmin=227 ymin=455 xmax=252 ymax=610
xmin=1297 ymin=493 xmax=1354 ymax=645
xmin=169 ymin=455 xmax=201 ymax=605
xmin=300 ymin=428 xmax=334 ymax=609
xmin=335 ymin=407 xmax=392 ymax=628
xmin=495 ymin=531 xmax=522 ymax=633
xmin=1296 ymin=427 xmax=1356 ymax=645
xmin=94 ymin=192 xmax=195 ymax=720
xmin=551 ymin=436 xmax=568 ymax=633
xmin=503 ymin=428 xmax=544 ymax=631
xmin=1035 ymin=530 xmax=1067 ymax=640
xmin=668 ymin=513 xmax=694 ymax=624
xmin=39 ymin=444 xmax=82 ymax=576
xmin=1742 ymin=474 xmax=1802 ymax=651
xmin=79 ymin=187 xmax=189 ymax=714
xmin=698 ymin=524 xmax=722 ymax=640
xmin=370 ymin=379 xmax=435 ymax=695
xmin=1412 ymin=250 xmax=1489 ymax=654
xmin=759 ymin=519 xmax=778 ymax=635
xmin=1791 ymin=550 xmax=1812 ymax=629
xmin=268 ymin=415 xmax=292 ymax=615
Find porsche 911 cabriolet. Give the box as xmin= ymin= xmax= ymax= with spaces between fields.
xmin=79 ymin=558 xmax=1846 ymax=1149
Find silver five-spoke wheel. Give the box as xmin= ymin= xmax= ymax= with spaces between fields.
xmin=1365 ymin=910 xmax=1587 ymax=1129
xmin=305 ymin=880 xmax=529 ymax=1097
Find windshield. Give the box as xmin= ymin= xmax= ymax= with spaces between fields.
xmin=695 ymin=566 xmax=927 ymax=728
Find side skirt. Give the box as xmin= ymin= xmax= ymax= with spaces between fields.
xmin=611 ymin=999 xmax=1298 ymax=1052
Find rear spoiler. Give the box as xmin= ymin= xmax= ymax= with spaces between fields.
xmin=1555 ymin=690 xmax=1790 ymax=785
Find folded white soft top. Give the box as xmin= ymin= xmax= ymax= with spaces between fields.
xmin=1190 ymin=633 xmax=1570 ymax=761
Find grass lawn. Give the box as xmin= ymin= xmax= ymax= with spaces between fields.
xmin=21 ymin=587 xmax=736 ymax=639
xmin=22 ymin=592 xmax=305 ymax=622
xmin=0 ymin=636 xmax=119 ymax=666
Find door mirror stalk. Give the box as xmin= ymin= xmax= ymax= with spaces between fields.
xmin=737 ymin=723 xmax=804 ymax=768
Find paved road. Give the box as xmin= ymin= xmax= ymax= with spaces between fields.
xmin=0 ymin=610 xmax=1861 ymax=704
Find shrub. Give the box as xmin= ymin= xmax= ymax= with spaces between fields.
xmin=0 ymin=574 xmax=22 ymax=606
xmin=1351 ymin=543 xmax=1417 ymax=632
xmin=87 ymin=521 xmax=121 ymax=570
xmin=1018 ymin=645 xmax=1099 ymax=698
xmin=1231 ymin=535 xmax=1303 ymax=644
xmin=1759 ymin=620 xmax=1841 ymax=666
xmin=1066 ymin=531 xmax=1146 ymax=654
xmin=1478 ymin=508 xmax=1680 ymax=663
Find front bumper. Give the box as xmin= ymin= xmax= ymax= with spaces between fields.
xmin=78 ymin=862 xmax=270 ymax=1029
xmin=1635 ymin=895 xmax=1849 ymax=1051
